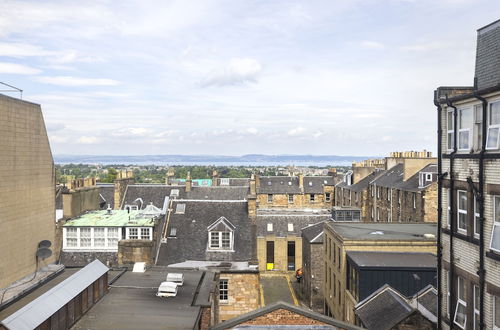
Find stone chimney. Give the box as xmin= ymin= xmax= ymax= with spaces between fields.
xmin=212 ymin=170 xmax=219 ymax=186
xmin=165 ymin=168 xmax=175 ymax=185
xmin=250 ymin=173 xmax=257 ymax=195
xmin=298 ymin=173 xmax=304 ymax=192
xmin=185 ymin=172 xmax=192 ymax=192
xmin=114 ymin=176 xmax=135 ymax=209
xmin=385 ymin=151 xmax=436 ymax=181
xmin=62 ymin=179 xmax=100 ymax=218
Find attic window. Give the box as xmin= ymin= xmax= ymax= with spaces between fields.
xmin=288 ymin=182 xmax=292 ymax=186
xmin=425 ymin=173 xmax=432 ymax=181
xmin=267 ymin=223 xmax=273 ymax=231
xmin=207 ymin=217 xmax=235 ymax=251
xmin=288 ymin=223 xmax=294 ymax=232
xmin=170 ymin=189 xmax=180 ymax=197
xmin=176 ymin=203 xmax=186 ymax=214
xmin=125 ymin=205 xmax=138 ymax=211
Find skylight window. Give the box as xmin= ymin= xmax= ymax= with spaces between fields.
xmin=176 ymin=203 xmax=186 ymax=214
xmin=170 ymin=189 xmax=179 ymax=197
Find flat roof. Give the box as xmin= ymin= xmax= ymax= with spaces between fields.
xmin=72 ymin=267 xmax=212 ymax=329
xmin=326 ymin=222 xmax=437 ymax=241
xmin=347 ymin=251 xmax=436 ymax=269
xmin=63 ymin=210 xmax=156 ymax=227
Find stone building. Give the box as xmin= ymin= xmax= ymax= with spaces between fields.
xmin=256 ymin=174 xmax=335 ymax=209
xmin=301 ymin=221 xmax=327 ymax=312
xmin=256 ymin=209 xmax=331 ymax=272
xmin=0 ymin=94 xmax=57 ymax=303
xmin=434 ymin=19 xmax=500 ymax=330
xmin=322 ymin=222 xmax=437 ymax=324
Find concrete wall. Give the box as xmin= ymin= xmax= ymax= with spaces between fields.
xmin=0 ymin=94 xmax=56 ymax=289
xmin=218 ymin=272 xmax=260 ymax=322
xmin=118 ymin=239 xmax=154 ymax=266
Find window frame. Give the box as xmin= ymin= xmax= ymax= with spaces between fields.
xmin=494 ymin=295 xmax=500 ymax=330
xmin=490 ymin=195 xmax=500 ymax=253
xmin=126 ymin=227 xmax=152 ymax=240
xmin=325 ymin=192 xmax=331 ymax=202
xmin=486 ymin=100 xmax=500 ymax=150
xmin=208 ymin=231 xmax=233 ymax=250
xmin=453 ymin=276 xmax=467 ymax=329
xmin=310 ymin=194 xmax=316 ymax=202
xmin=457 ymin=190 xmax=468 ymax=234
xmin=219 ymin=279 xmax=229 ymax=303
xmin=474 ymin=196 xmax=480 ymax=238
xmin=288 ymin=194 xmax=294 ymax=204
xmin=458 ymin=106 xmax=472 ymax=151
xmin=473 ymin=285 xmax=480 ymax=330
xmin=267 ymin=194 xmax=273 ymax=203
xmin=447 ymin=108 xmax=455 ymax=151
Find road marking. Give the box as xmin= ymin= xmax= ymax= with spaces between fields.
xmin=285 ymin=275 xmax=299 ymax=306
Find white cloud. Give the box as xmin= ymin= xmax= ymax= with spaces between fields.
xmin=360 ymin=41 xmax=385 ymax=49
xmin=201 ymin=58 xmax=262 ymax=87
xmin=0 ymin=62 xmax=41 ymax=75
xmin=49 ymin=135 xmax=68 ymax=143
xmin=77 ymin=136 xmax=98 ymax=144
xmin=288 ymin=127 xmax=306 ymax=136
xmin=0 ymin=42 xmax=54 ymax=57
xmin=35 ymin=76 xmax=120 ymax=86
xmin=382 ymin=135 xmax=392 ymax=142
xmin=246 ymin=127 xmax=259 ymax=135
xmin=46 ymin=122 xmax=66 ymax=132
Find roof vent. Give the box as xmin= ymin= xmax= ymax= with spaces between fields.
xmin=132 ymin=262 xmax=146 ymax=273
xmin=370 ymin=231 xmax=384 ymax=235
xmin=288 ymin=182 xmax=292 ymax=186
xmin=308 ymin=182 xmax=313 ymax=186
xmin=106 ymin=204 xmax=112 ymax=215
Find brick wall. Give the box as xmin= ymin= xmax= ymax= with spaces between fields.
xmin=0 ymin=94 xmax=56 ymax=289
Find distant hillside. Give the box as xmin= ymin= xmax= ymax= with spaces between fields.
xmin=53 ymin=154 xmax=373 ymax=165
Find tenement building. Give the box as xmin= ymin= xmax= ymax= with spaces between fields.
xmin=434 ymin=19 xmax=500 ymax=330
xmin=0 ymin=94 xmax=58 ymax=307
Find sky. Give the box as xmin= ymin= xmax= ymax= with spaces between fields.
xmin=0 ymin=0 xmax=499 ymax=156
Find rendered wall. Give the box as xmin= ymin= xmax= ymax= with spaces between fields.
xmin=0 ymin=94 xmax=56 ymax=289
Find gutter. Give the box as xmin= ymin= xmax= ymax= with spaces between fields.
xmin=472 ymin=92 xmax=488 ymax=330
xmin=446 ymin=96 xmax=457 ymax=329
xmin=434 ymin=91 xmax=443 ymax=330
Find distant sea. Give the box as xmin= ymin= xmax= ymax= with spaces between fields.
xmin=54 ymin=154 xmax=373 ymax=167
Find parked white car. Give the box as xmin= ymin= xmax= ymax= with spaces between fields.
xmin=156 ymin=282 xmax=178 ymax=297
xmin=166 ymin=273 xmax=184 ymax=286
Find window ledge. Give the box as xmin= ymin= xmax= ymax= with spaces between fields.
xmin=486 ymin=250 xmax=500 ymax=262
xmin=206 ymin=249 xmax=235 ymax=253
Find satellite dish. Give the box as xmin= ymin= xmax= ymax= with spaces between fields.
xmin=38 ymin=240 xmax=52 ymax=248
xmin=36 ymin=247 xmax=52 ymax=260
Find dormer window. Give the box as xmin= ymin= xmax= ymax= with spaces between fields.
xmin=220 ymin=178 xmax=230 ymax=186
xmin=267 ymin=181 xmax=272 ymax=186
xmin=207 ymin=217 xmax=235 ymax=251
xmin=344 ymin=171 xmax=353 ymax=186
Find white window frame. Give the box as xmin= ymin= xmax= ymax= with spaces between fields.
xmin=288 ymin=194 xmax=294 ymax=203
xmin=387 ymin=188 xmax=391 ymax=201
xmin=486 ymin=101 xmax=500 ymax=150
xmin=474 ymin=196 xmax=480 ymax=239
xmin=288 ymin=223 xmax=294 ymax=232
xmin=176 ymin=203 xmax=186 ymax=214
xmin=377 ymin=186 xmax=380 ymax=199
xmin=458 ymin=107 xmax=472 ymax=151
xmin=447 ymin=109 xmax=455 ymax=151
xmin=490 ymin=195 xmax=500 ymax=253
xmin=473 ymin=285 xmax=480 ymax=330
xmin=220 ymin=178 xmax=230 ymax=186
xmin=126 ymin=227 xmax=152 ymax=240
xmin=124 ymin=204 xmax=139 ymax=211
xmin=63 ymin=227 xmax=123 ymax=250
xmin=425 ymin=173 xmax=433 ymax=181
xmin=413 ymin=192 xmax=416 ymax=209
xmin=447 ymin=189 xmax=451 ymax=228
xmin=445 ymin=269 xmax=450 ymax=317
xmin=267 ymin=223 xmax=273 ymax=232
xmin=474 ymin=104 xmax=483 ymax=151
xmin=454 ymin=276 xmax=467 ymax=329
xmin=208 ymin=231 xmax=233 ymax=250
xmin=219 ymin=279 xmax=229 ymax=303
xmin=457 ymin=190 xmax=468 ymax=234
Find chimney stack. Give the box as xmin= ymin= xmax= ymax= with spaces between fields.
xmin=298 ymin=173 xmax=304 ymax=192
xmin=186 ymin=172 xmax=192 ymax=192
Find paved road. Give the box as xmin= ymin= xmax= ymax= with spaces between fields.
xmin=260 ymin=276 xmax=295 ymax=305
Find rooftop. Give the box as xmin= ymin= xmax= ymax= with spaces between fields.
xmin=325 ymin=222 xmax=437 ymax=241
xmin=73 ymin=266 xmax=215 ymax=329
xmin=347 ymin=251 xmax=436 ymax=269
xmin=257 ymin=209 xmax=331 ymax=237
xmin=301 ymin=221 xmax=326 ymax=244
xmin=63 ymin=209 xmax=157 ymax=227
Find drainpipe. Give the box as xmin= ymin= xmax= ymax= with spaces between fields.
xmin=473 ymin=93 xmax=488 ymax=330
xmin=446 ymin=96 xmax=458 ymax=329
xmin=434 ymin=91 xmax=443 ymax=329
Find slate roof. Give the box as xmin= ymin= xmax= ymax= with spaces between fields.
xmin=475 ymin=19 xmax=500 ymax=91
xmin=394 ymin=164 xmax=437 ymax=192
xmin=346 ymin=251 xmax=436 ymax=270
xmin=258 ymin=176 xmax=333 ymax=194
xmin=186 ymin=186 xmax=249 ymax=200
xmin=157 ymin=200 xmax=253 ymax=266
xmin=370 ymin=163 xmax=404 ymax=188
xmin=98 ymin=184 xmax=115 ymax=208
xmin=355 ymin=284 xmax=437 ymax=330
xmin=301 ymin=221 xmax=326 ymax=244
xmin=216 ymin=178 xmax=250 ymax=186
xmin=326 ymin=222 xmax=437 ymax=241
xmin=256 ymin=209 xmax=332 ymax=237
xmin=121 ymin=184 xmax=186 ymax=209
xmin=355 ymin=284 xmax=414 ymax=330
xmin=336 ymin=170 xmax=386 ymax=192
xmin=211 ymin=301 xmax=364 ymax=330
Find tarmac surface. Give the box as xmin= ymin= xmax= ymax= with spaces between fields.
xmin=260 ymin=275 xmax=296 ymax=306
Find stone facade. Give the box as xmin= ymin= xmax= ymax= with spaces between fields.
xmin=113 ymin=177 xmax=135 ymax=209
xmin=238 ymin=308 xmax=329 ymax=327
xmin=257 ymin=189 xmax=333 ymax=209
xmin=256 ymin=236 xmax=303 ymax=272
xmin=62 ymin=186 xmax=100 ymax=219
xmin=301 ymin=237 xmax=324 ymax=312
xmin=118 ymin=239 xmax=154 ymax=266
xmin=217 ymin=272 xmax=261 ymax=322
xmin=323 ymin=224 xmax=437 ymax=324
xmin=0 ymin=94 xmax=56 ymax=289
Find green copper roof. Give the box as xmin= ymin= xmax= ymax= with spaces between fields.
xmin=64 ymin=210 xmax=156 ymax=227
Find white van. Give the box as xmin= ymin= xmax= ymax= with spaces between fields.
xmin=166 ymin=273 xmax=184 ymax=286
xmin=156 ymin=282 xmax=178 ymax=297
